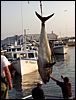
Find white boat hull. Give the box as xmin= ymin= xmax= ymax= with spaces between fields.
xmin=12 ymin=59 xmax=38 ymax=75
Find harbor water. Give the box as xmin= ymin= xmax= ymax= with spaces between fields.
xmin=8 ymin=46 xmax=75 ymax=99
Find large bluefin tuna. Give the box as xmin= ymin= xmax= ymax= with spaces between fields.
xmin=35 ymin=11 xmax=56 ymax=84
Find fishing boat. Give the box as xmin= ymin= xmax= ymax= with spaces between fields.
xmin=5 ymin=29 xmax=38 ymax=75
xmin=67 ymin=39 xmax=75 ymax=46
xmin=53 ymin=41 xmax=68 ymax=55
xmin=6 ymin=44 xmax=39 ymax=76
xmin=11 ymin=50 xmax=38 ymax=75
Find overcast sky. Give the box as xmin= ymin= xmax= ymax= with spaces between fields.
xmin=1 ymin=1 xmax=75 ymax=40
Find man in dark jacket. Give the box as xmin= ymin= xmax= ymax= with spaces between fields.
xmin=50 ymin=75 xmax=72 ymax=99
xmin=32 ymin=81 xmax=45 ymax=99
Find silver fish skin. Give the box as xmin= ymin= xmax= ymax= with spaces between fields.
xmin=35 ymin=12 xmax=55 ymax=84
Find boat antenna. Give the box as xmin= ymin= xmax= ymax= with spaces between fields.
xmin=21 ymin=1 xmax=25 ymax=50
xmin=40 ymin=1 xmax=42 ymax=16
xmin=21 ymin=1 xmax=23 ymax=35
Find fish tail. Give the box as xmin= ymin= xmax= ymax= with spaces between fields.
xmin=35 ymin=11 xmax=54 ymax=23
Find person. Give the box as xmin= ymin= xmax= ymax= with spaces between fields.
xmin=32 ymin=81 xmax=45 ymax=99
xmin=50 ymin=75 xmax=72 ymax=99
xmin=8 ymin=63 xmax=16 ymax=80
xmin=1 ymin=54 xmax=13 ymax=99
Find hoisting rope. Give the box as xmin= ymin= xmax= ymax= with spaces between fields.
xmin=40 ymin=1 xmax=42 ymax=16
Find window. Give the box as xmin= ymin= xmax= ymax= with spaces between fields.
xmin=17 ymin=48 xmax=21 ymax=51
xmin=12 ymin=48 xmax=15 ymax=51
xmin=7 ymin=49 xmax=11 ymax=52
xmin=35 ymin=52 xmax=38 ymax=57
xmin=14 ymin=54 xmax=17 ymax=58
xmin=28 ymin=53 xmax=34 ymax=58
xmin=19 ymin=53 xmax=27 ymax=58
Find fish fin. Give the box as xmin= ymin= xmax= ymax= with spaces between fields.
xmin=50 ymin=62 xmax=56 ymax=66
xmin=45 ymin=62 xmax=56 ymax=68
xmin=35 ymin=11 xmax=43 ymax=22
xmin=35 ymin=11 xmax=54 ymax=23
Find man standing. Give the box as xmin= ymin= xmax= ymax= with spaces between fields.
xmin=1 ymin=54 xmax=13 ymax=99
xmin=32 ymin=81 xmax=45 ymax=99
xmin=50 ymin=75 xmax=72 ymax=99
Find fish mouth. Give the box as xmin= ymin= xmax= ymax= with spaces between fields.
xmin=43 ymin=75 xmax=51 ymax=84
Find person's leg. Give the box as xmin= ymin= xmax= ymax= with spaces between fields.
xmin=1 ymin=82 xmax=8 ymax=99
xmin=5 ymin=90 xmax=9 ymax=99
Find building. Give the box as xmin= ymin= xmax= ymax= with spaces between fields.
xmin=1 ymin=31 xmax=58 ymax=49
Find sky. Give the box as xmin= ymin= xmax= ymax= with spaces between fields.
xmin=1 ymin=1 xmax=75 ymax=40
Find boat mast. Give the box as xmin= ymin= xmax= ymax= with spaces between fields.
xmin=23 ymin=29 xmax=27 ymax=50
xmin=21 ymin=1 xmax=26 ymax=50
xmin=21 ymin=1 xmax=25 ymax=50
xmin=21 ymin=1 xmax=30 ymax=50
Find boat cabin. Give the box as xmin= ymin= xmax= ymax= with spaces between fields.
xmin=6 ymin=50 xmax=38 ymax=62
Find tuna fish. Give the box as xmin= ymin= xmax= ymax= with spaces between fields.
xmin=35 ymin=11 xmax=56 ymax=84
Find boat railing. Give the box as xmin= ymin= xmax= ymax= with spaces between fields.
xmin=22 ymin=94 xmax=63 ymax=99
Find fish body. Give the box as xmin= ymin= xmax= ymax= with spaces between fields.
xmin=35 ymin=12 xmax=55 ymax=84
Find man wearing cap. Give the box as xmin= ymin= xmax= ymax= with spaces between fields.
xmin=32 ymin=81 xmax=45 ymax=99
xmin=50 ymin=75 xmax=72 ymax=99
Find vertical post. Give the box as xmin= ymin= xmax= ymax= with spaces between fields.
xmin=64 ymin=10 xmax=68 ymax=37
xmin=23 ymin=29 xmax=26 ymax=50
xmin=8 ymin=37 xmax=10 ymax=45
xmin=15 ymin=35 xmax=18 ymax=46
